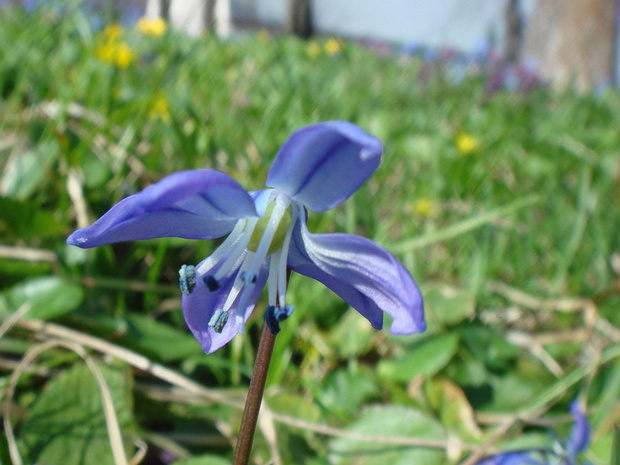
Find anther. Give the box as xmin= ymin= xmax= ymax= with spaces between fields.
xmin=265 ymin=305 xmax=294 ymax=335
xmin=179 ymin=265 xmax=196 ymax=295
xmin=203 ymin=275 xmax=221 ymax=292
xmin=208 ymin=309 xmax=229 ymax=333
xmin=240 ymin=271 xmax=257 ymax=284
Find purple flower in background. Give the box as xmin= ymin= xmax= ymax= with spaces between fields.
xmin=67 ymin=121 xmax=426 ymax=353
xmin=474 ymin=401 xmax=591 ymax=465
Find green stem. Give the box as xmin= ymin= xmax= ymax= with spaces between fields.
xmin=232 ymin=321 xmax=277 ymax=465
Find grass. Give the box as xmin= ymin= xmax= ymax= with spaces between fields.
xmin=1 ymin=3 xmax=619 ymax=465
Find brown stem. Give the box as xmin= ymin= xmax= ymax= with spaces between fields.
xmin=232 ymin=322 xmax=277 ymax=465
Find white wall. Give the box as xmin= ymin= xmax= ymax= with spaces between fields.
xmin=148 ymin=0 xmax=537 ymax=55
xmin=316 ymin=0 xmax=507 ymax=52
xmin=254 ymin=0 xmax=535 ymax=53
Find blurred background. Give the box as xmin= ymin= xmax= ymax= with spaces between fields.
xmin=1 ymin=1 xmax=620 ymax=465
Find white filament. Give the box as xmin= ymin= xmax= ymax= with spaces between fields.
xmin=196 ymin=220 xmax=246 ymax=275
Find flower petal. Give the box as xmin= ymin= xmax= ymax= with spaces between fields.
xmin=567 ymin=401 xmax=590 ymax=458
xmin=474 ymin=451 xmax=545 ymax=465
xmin=67 ymin=169 xmax=257 ymax=248
xmin=266 ymin=121 xmax=383 ymax=212
xmin=183 ymin=254 xmax=269 ymax=354
xmin=287 ymin=218 xmax=425 ymax=334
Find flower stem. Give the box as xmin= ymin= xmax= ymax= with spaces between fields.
xmin=232 ymin=321 xmax=277 ymax=465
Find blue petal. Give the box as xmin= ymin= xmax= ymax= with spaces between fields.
xmin=67 ymin=169 xmax=257 ymax=248
xmin=249 ymin=188 xmax=274 ymax=217
xmin=567 ymin=401 xmax=590 ymax=458
xmin=182 ymin=253 xmax=269 ymax=354
xmin=287 ymin=218 xmax=425 ymax=334
xmin=266 ymin=121 xmax=383 ymax=212
xmin=474 ymin=451 xmax=545 ymax=465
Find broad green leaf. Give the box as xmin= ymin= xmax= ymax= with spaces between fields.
xmin=1 ymin=139 xmax=59 ymax=200
xmin=317 ymin=368 xmax=379 ymax=418
xmin=19 ymin=363 xmax=135 ymax=465
xmin=482 ymin=373 xmax=548 ymax=413
xmin=80 ymin=150 xmax=111 ymax=188
xmin=266 ymin=392 xmax=322 ymax=424
xmin=329 ymin=309 xmax=376 ymax=356
xmin=328 ymin=406 xmax=445 ymax=465
xmin=424 ymin=285 xmax=475 ymax=326
xmin=425 ymin=378 xmax=482 ymax=442
xmin=458 ymin=325 xmax=519 ymax=370
xmin=0 ymin=197 xmax=66 ymax=239
xmin=591 ymin=431 xmax=614 ymax=465
xmin=0 ymin=276 xmax=83 ymax=320
xmin=119 ymin=313 xmax=203 ymax=362
xmin=378 ymin=333 xmax=459 ymax=383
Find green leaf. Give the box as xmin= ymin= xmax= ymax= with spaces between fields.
xmin=328 ymin=406 xmax=445 ymax=465
xmin=318 ymin=368 xmax=379 ymax=418
xmin=378 ymin=333 xmax=459 ymax=383
xmin=328 ymin=309 xmax=376 ymax=356
xmin=119 ymin=313 xmax=203 ymax=362
xmin=458 ymin=325 xmax=519 ymax=371
xmin=0 ymin=276 xmax=83 ymax=320
xmin=1 ymin=139 xmax=59 ymax=200
xmin=0 ymin=197 xmax=66 ymax=239
xmin=267 ymin=392 xmax=322 ymax=424
xmin=424 ymin=285 xmax=475 ymax=326
xmin=19 ymin=362 xmax=135 ymax=465
xmin=425 ymin=378 xmax=482 ymax=442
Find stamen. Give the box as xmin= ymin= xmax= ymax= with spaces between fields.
xmin=265 ymin=305 xmax=294 ymax=334
xmin=208 ymin=309 xmax=229 ymax=333
xmin=196 ymin=220 xmax=246 ymax=275
xmin=219 ymin=251 xmax=253 ymax=315
xmin=179 ymin=264 xmax=196 ymax=295
xmin=235 ymin=275 xmax=256 ymax=335
xmin=212 ymin=218 xmax=259 ymax=282
xmin=240 ymin=271 xmax=257 ymax=284
xmin=277 ymin=207 xmax=297 ymax=309
xmin=267 ymin=250 xmax=280 ymax=307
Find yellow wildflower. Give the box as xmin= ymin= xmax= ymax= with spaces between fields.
xmin=148 ymin=93 xmax=171 ymax=122
xmin=307 ymin=41 xmax=321 ymax=59
xmin=96 ymin=42 xmax=115 ymax=63
xmin=102 ymin=23 xmax=124 ymax=41
xmin=455 ymin=133 xmax=480 ymax=155
xmin=137 ymin=16 xmax=167 ymax=37
xmin=113 ymin=42 xmax=135 ymax=68
xmin=96 ymin=41 xmax=135 ymax=69
xmin=325 ymin=37 xmax=342 ymax=56
xmin=412 ymin=198 xmax=438 ymax=218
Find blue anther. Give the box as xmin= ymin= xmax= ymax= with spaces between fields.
xmin=240 ymin=271 xmax=257 ymax=284
xmin=179 ymin=265 xmax=196 ymax=295
xmin=208 ymin=309 xmax=229 ymax=333
xmin=203 ymin=275 xmax=221 ymax=292
xmin=265 ymin=305 xmax=294 ymax=335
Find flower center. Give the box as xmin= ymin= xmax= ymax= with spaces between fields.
xmin=247 ymin=200 xmax=292 ymax=255
xmin=179 ymin=190 xmax=297 ymax=335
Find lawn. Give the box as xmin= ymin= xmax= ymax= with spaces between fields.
xmin=1 ymin=3 xmax=619 ymax=465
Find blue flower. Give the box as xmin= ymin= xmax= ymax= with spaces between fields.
xmin=474 ymin=401 xmax=591 ymax=465
xmin=67 ymin=121 xmax=426 ymax=353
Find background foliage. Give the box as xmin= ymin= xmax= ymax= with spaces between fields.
xmin=1 ymin=3 xmax=619 ymax=464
